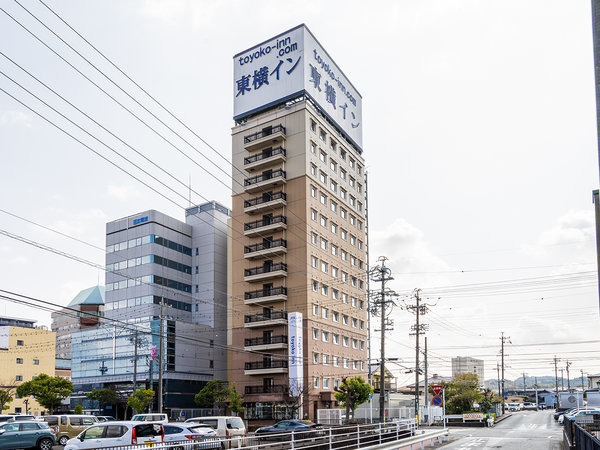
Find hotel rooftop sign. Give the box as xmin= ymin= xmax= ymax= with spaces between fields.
xmin=233 ymin=24 xmax=363 ymax=151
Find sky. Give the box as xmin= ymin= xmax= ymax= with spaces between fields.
xmin=1 ymin=0 xmax=599 ymax=385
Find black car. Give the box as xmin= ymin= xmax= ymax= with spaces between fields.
xmin=255 ymin=420 xmax=323 ymax=441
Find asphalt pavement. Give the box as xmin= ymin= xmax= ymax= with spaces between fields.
xmin=440 ymin=409 xmax=562 ymax=450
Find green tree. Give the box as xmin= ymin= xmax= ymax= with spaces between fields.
xmin=479 ymin=388 xmax=501 ymax=414
xmin=228 ymin=383 xmax=244 ymax=415
xmin=0 ymin=390 xmax=13 ymax=411
xmin=16 ymin=373 xmax=73 ymax=414
xmin=334 ymin=376 xmax=373 ymax=424
xmin=443 ymin=373 xmax=482 ymax=414
xmin=127 ymin=389 xmax=154 ymax=414
xmin=87 ymin=388 xmax=119 ymax=410
xmin=195 ymin=380 xmax=231 ymax=413
xmin=74 ymin=404 xmax=83 ymax=414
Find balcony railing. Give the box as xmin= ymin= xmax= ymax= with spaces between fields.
xmin=245 ymin=384 xmax=289 ymax=395
xmin=244 ymin=191 xmax=286 ymax=208
xmin=245 ymin=335 xmax=288 ymax=347
xmin=245 ymin=360 xmax=288 ymax=371
xmin=245 ymin=287 xmax=287 ymax=300
xmin=244 ymin=169 xmax=286 ymax=187
xmin=245 ymin=263 xmax=287 ymax=277
xmin=244 ymin=125 xmax=286 ymax=144
xmin=244 ymin=239 xmax=287 ymax=254
xmin=244 ymin=147 xmax=286 ymax=165
xmin=244 ymin=310 xmax=288 ymax=324
xmin=244 ymin=215 xmax=286 ymax=231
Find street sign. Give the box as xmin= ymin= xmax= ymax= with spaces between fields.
xmin=432 ymin=396 xmax=442 ymax=406
xmin=431 ymin=384 xmax=443 ymax=396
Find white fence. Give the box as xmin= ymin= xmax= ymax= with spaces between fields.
xmin=318 ymin=406 xmax=445 ymax=425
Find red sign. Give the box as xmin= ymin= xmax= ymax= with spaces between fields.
xmin=431 ymin=384 xmax=443 ymax=396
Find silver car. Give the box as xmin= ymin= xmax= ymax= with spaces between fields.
xmin=163 ymin=423 xmax=221 ymax=449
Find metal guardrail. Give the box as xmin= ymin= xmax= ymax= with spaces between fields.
xmin=244 ymin=191 xmax=286 ymax=208
xmin=244 ymin=125 xmax=286 ymax=143
xmin=244 ymin=147 xmax=286 ymax=165
xmin=244 ymin=238 xmax=287 ymax=254
xmin=564 ymin=416 xmax=600 ymax=449
xmin=244 ymin=310 xmax=288 ymax=324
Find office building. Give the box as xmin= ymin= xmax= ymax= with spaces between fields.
xmin=0 ymin=316 xmax=55 ymax=415
xmin=451 ymin=356 xmax=485 ymax=385
xmin=71 ymin=202 xmax=230 ymax=413
xmin=52 ymin=285 xmax=104 ymax=361
xmin=230 ymin=25 xmax=368 ymax=421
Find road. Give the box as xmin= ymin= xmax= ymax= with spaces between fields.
xmin=441 ymin=410 xmax=562 ymax=450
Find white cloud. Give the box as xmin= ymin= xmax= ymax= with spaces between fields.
xmin=0 ymin=110 xmax=33 ymax=127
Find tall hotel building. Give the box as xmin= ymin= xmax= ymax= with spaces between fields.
xmin=230 ymin=25 xmax=368 ymax=421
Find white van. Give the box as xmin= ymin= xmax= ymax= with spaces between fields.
xmin=184 ymin=416 xmax=246 ymax=448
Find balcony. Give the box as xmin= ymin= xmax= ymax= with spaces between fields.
xmin=244 ymin=286 xmax=287 ymax=305
xmin=244 ymin=215 xmax=287 ymax=237
xmin=245 ymin=384 xmax=289 ymax=395
xmin=244 ymin=147 xmax=286 ymax=172
xmin=244 ymin=310 xmax=288 ymax=328
xmin=244 ymin=192 xmax=287 ymax=214
xmin=244 ymin=239 xmax=287 ymax=260
xmin=244 ymin=335 xmax=288 ymax=351
xmin=244 ymin=359 xmax=288 ymax=375
xmin=243 ymin=124 xmax=286 ymax=151
xmin=244 ymin=262 xmax=287 ymax=283
xmin=244 ymin=169 xmax=286 ymax=193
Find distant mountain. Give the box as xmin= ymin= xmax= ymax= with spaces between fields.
xmin=484 ymin=375 xmax=587 ymax=391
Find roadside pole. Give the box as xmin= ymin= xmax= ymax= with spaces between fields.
xmin=442 ymin=388 xmax=446 ymax=429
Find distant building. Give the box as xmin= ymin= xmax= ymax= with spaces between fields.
xmin=0 ymin=316 xmax=55 ymax=415
xmin=452 ymin=356 xmax=485 ymax=385
xmin=52 ymin=285 xmax=105 ymax=360
xmin=71 ymin=202 xmax=230 ymax=414
xmin=588 ymin=373 xmax=600 ymax=390
xmin=369 ymin=364 xmax=397 ymax=393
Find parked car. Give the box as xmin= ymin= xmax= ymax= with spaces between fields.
xmin=558 ymin=409 xmax=600 ymax=424
xmin=11 ymin=415 xmax=42 ymax=421
xmin=64 ymin=421 xmax=164 ymax=449
xmin=163 ymin=423 xmax=221 ymax=449
xmin=0 ymin=417 xmax=13 ymax=425
xmin=0 ymin=420 xmax=56 ymax=450
xmin=43 ymin=414 xmax=99 ymax=446
xmin=95 ymin=416 xmax=116 ymax=422
xmin=255 ymin=420 xmax=323 ymax=441
xmin=131 ymin=413 xmax=169 ymax=424
xmin=184 ymin=416 xmax=246 ymax=448
xmin=523 ymin=402 xmax=537 ymax=410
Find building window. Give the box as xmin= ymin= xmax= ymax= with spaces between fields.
xmin=332 ymin=267 xmax=339 ymax=278
xmin=352 ymin=339 xmax=358 ymax=349
xmin=320 ymin=193 xmax=327 ymax=205
xmin=322 ymin=331 xmax=330 ymax=343
xmin=321 ymin=307 xmax=329 ymax=318
xmin=195 ymin=265 xmax=199 ymax=274
xmin=343 ymin=358 xmax=349 ymax=368
xmin=313 ymin=353 xmax=319 ymax=364
xmin=340 ymin=149 xmax=346 ymax=160
xmin=314 ymin=377 xmax=320 ymax=388
xmin=349 ymin=158 xmax=355 ymax=169
xmin=313 ymin=304 xmax=319 ymax=315
xmin=330 ymin=160 xmax=337 ymax=172
xmin=349 ymin=177 xmax=356 ymax=188
xmin=319 ymin=129 xmax=326 ymax=141
xmin=323 ymin=377 xmax=330 ymax=389
xmin=330 ymin=140 xmax=337 ymax=151
xmin=195 ymin=285 xmax=199 ymax=293
xmin=332 ymin=311 xmax=339 ymax=322
xmin=311 ymin=120 xmax=316 ymax=132
xmin=341 ymin=189 xmax=347 ymax=200
xmin=16 ymin=375 xmax=22 ymax=381
xmin=343 ymin=336 xmax=349 ymax=346
xmin=353 ymin=360 xmax=359 ymax=370
xmin=313 ymin=328 xmax=319 ymax=339
xmin=340 ymin=168 xmax=346 ymax=179
xmin=343 ymin=315 xmax=349 ymax=326
xmin=341 ymin=250 xmax=348 ymax=261
xmin=312 ymin=280 xmax=319 ymax=292
xmin=334 ymin=378 xmax=341 ymax=389
xmin=311 ymin=164 xmax=317 ymax=176
xmin=320 ymin=215 xmax=327 ymax=228
xmin=321 ymin=284 xmax=329 ymax=296
xmin=16 ymin=358 xmax=23 ymax=364
xmin=195 ymin=248 xmax=199 ymax=256
xmin=209 ymin=360 xmax=214 ymax=368
xmin=311 ymin=209 xmax=318 ymax=221
xmin=311 ymin=140 xmax=317 ymax=152
xmin=16 ymin=340 xmax=24 ymax=346
xmin=350 ymin=215 xmax=356 ymax=226
xmin=352 ymin=277 xmax=358 ymax=287
xmin=195 ymin=304 xmax=199 ymax=312
xmin=342 ymin=272 xmax=348 ymax=283
xmin=360 ymin=320 xmax=365 ymax=330
xmin=312 ymin=256 xmax=318 ymax=268
xmin=352 ymin=297 xmax=358 ymax=307
xmin=359 ymin=300 xmax=365 ymax=310
xmin=311 ymin=186 xmax=317 ymax=198
xmin=320 ymin=171 xmax=327 ymax=184
xmin=321 ymin=238 xmax=328 ymax=250
xmin=341 ymin=209 xmax=347 ymax=220
xmin=342 ymin=293 xmax=349 ymax=304
xmin=320 ymin=150 xmax=327 ymax=163
xmin=332 ymin=288 xmax=339 ymax=300
xmin=352 ymin=318 xmax=358 ymax=328
xmin=330 ymin=180 xmax=337 ymax=192
xmin=33 ymin=359 xmax=39 ymax=365
xmin=311 ymin=232 xmax=318 ymax=244
xmin=331 ymin=222 xmax=338 ymax=234
xmin=330 ymin=201 xmax=338 ymax=213
xmin=360 ymin=341 xmax=365 ymax=350
xmin=333 ymin=356 xmax=340 ymax=367
xmin=350 ymin=235 xmax=356 ymax=246
xmin=321 ymin=261 xmax=328 ymax=273
xmin=331 ymin=244 xmax=338 ymax=256
xmin=358 ymin=220 xmax=363 ymax=230
xmin=333 ymin=334 xmax=340 ymax=345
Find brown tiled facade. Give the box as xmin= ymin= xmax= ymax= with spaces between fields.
xmin=230 ymin=99 xmax=368 ymax=421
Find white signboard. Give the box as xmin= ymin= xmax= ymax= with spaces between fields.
xmin=288 ymin=312 xmax=303 ymax=396
xmin=234 ymin=24 xmax=363 ymax=150
xmin=0 ymin=327 xmax=9 ymax=350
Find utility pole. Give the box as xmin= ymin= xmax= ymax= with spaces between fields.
xmin=566 ymin=361 xmax=572 ymax=391
xmin=522 ymin=372 xmax=527 ymax=397
xmin=560 ymin=369 xmax=564 ymax=391
xmin=535 ymin=377 xmax=539 ymax=411
xmin=497 ymin=363 xmax=501 ymax=400
xmin=424 ymin=336 xmax=429 ymax=425
xmin=369 ymin=256 xmax=395 ymax=424
xmin=131 ymin=330 xmax=139 ymax=394
xmin=554 ymin=356 xmax=559 ymax=408
xmin=500 ymin=333 xmax=510 ymax=414
xmin=581 ymin=370 xmax=586 ymax=390
xmin=158 ymin=301 xmax=165 ymax=413
xmin=405 ymin=289 xmax=431 ymax=423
